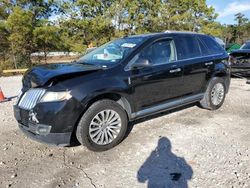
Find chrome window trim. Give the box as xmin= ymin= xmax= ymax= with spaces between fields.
xmin=125 ymin=50 xmax=225 ymax=71
xmin=173 ymin=53 xmax=225 ymax=63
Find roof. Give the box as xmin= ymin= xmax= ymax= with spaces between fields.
xmin=125 ymin=31 xmax=204 ymax=39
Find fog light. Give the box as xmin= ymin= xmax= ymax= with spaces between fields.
xmin=36 ymin=124 xmax=52 ymax=136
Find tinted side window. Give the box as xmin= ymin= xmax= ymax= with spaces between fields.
xmin=197 ymin=38 xmax=210 ymax=56
xmin=174 ymin=35 xmax=201 ymax=60
xmin=140 ymin=39 xmax=176 ymax=65
xmin=198 ymin=35 xmax=224 ymax=54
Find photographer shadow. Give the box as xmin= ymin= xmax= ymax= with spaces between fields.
xmin=137 ymin=137 xmax=193 ymax=188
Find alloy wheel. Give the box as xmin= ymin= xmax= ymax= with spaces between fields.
xmin=211 ymin=83 xmax=225 ymax=106
xmin=89 ymin=110 xmax=122 ymax=145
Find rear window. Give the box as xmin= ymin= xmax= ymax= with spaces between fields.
xmin=174 ymin=35 xmax=201 ymax=60
xmin=198 ymin=35 xmax=224 ymax=55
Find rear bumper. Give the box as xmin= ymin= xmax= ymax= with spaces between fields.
xmin=18 ymin=123 xmax=72 ymax=146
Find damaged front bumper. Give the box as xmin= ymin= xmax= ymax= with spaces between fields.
xmin=18 ymin=123 xmax=72 ymax=146
xmin=13 ymin=105 xmax=72 ymax=146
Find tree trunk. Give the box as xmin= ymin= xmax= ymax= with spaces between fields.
xmin=10 ymin=41 xmax=17 ymax=69
xmin=44 ymin=45 xmax=47 ymax=64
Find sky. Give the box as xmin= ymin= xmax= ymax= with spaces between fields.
xmin=207 ymin=0 xmax=250 ymax=24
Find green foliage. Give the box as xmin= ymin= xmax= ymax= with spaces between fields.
xmin=6 ymin=7 xmax=33 ymax=68
xmin=233 ymin=13 xmax=250 ymax=44
xmin=0 ymin=21 xmax=9 ymax=53
xmin=200 ymin=22 xmax=223 ymax=37
xmin=0 ymin=0 xmax=250 ymax=70
xmin=33 ymin=24 xmax=60 ymax=63
xmin=222 ymin=14 xmax=250 ymax=45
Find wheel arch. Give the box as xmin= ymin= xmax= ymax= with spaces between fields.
xmin=214 ymin=71 xmax=227 ymax=78
xmin=70 ymin=92 xmax=132 ymax=145
xmin=86 ymin=93 xmax=132 ymax=116
xmin=206 ymin=70 xmax=230 ymax=94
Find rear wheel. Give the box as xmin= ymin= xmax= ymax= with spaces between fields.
xmin=76 ymin=99 xmax=128 ymax=151
xmin=199 ymin=77 xmax=226 ymax=110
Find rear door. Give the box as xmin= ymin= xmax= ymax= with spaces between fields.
xmin=173 ymin=34 xmax=207 ymax=96
xmin=197 ymin=35 xmax=227 ymax=92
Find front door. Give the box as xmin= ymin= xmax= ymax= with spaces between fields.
xmin=128 ymin=38 xmax=184 ymax=112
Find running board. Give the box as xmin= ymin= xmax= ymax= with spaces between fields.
xmin=131 ymin=93 xmax=204 ymax=119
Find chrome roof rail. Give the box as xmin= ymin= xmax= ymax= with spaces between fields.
xmin=164 ymin=30 xmax=197 ymax=34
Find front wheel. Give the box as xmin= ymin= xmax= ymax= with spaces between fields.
xmin=199 ymin=77 xmax=226 ymax=110
xmin=76 ymin=99 xmax=128 ymax=151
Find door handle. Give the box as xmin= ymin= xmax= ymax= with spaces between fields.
xmin=205 ymin=62 xmax=214 ymax=66
xmin=169 ymin=68 xmax=181 ymax=73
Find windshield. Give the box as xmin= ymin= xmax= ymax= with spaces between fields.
xmin=77 ymin=37 xmax=145 ymax=67
xmin=241 ymin=42 xmax=250 ymax=49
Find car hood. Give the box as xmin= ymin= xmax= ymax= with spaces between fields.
xmin=230 ymin=49 xmax=250 ymax=58
xmin=22 ymin=63 xmax=102 ymax=89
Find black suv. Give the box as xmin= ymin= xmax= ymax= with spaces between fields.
xmin=14 ymin=31 xmax=230 ymax=151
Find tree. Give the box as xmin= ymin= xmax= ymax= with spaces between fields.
xmin=33 ymin=24 xmax=60 ymax=63
xmin=106 ymin=0 xmax=218 ymax=34
xmin=234 ymin=13 xmax=249 ymax=44
xmin=200 ymin=22 xmax=223 ymax=37
xmin=0 ymin=21 xmax=9 ymax=53
xmin=235 ymin=13 xmax=249 ymax=26
xmin=58 ymin=0 xmax=116 ymax=52
xmin=6 ymin=7 xmax=33 ymax=68
xmin=0 ymin=21 xmax=10 ymax=70
xmin=1 ymin=0 xmax=250 ymax=70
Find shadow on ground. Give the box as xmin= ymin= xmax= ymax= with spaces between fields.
xmin=69 ymin=103 xmax=197 ymax=147
xmin=47 ymin=105 xmax=196 ymax=187
xmin=125 ymin=103 xmax=197 ymax=138
xmin=137 ymin=137 xmax=193 ymax=188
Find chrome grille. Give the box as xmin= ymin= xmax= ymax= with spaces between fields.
xmin=18 ymin=89 xmax=46 ymax=110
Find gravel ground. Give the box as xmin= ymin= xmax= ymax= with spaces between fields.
xmin=0 ymin=76 xmax=250 ymax=188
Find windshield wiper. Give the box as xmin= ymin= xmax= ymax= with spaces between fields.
xmin=76 ymin=60 xmax=107 ymax=69
xmin=75 ymin=60 xmax=93 ymax=65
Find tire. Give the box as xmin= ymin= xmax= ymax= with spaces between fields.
xmin=76 ymin=99 xmax=128 ymax=151
xmin=199 ymin=77 xmax=226 ymax=110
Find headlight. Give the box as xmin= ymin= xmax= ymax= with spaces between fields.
xmin=40 ymin=91 xmax=72 ymax=102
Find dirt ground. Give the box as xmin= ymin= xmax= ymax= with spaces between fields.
xmin=0 ymin=76 xmax=249 ymax=188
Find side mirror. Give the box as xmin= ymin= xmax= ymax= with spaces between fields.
xmin=131 ymin=58 xmax=151 ymax=69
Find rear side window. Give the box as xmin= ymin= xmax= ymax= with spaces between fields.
xmin=174 ymin=35 xmax=201 ymax=60
xmin=198 ymin=35 xmax=224 ymax=55
xmin=197 ymin=38 xmax=210 ymax=56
